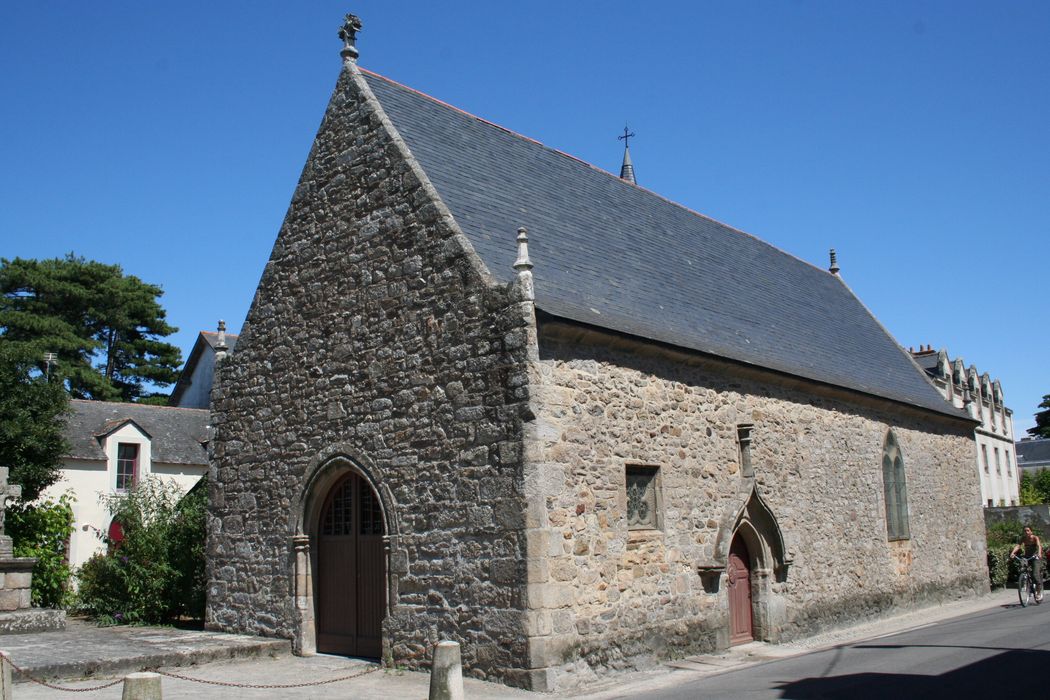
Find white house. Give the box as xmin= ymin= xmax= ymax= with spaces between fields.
xmin=44 ymin=400 xmax=209 ymax=570
xmin=911 ymin=346 xmax=1019 ymax=505
xmin=168 ymin=324 xmax=238 ymax=409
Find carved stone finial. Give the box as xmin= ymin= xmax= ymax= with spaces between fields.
xmin=513 ymin=227 xmax=534 ymax=301
xmin=828 ymin=248 xmax=840 ymax=275
xmin=215 ymin=320 xmax=229 ymax=361
xmin=514 ymin=227 xmax=533 ymax=273
xmin=339 ymin=13 xmax=363 ymax=64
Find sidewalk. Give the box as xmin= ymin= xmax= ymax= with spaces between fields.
xmin=5 ymin=588 xmax=1015 ymax=698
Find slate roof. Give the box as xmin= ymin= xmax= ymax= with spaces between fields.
xmin=201 ymin=331 xmax=239 ymax=351
xmin=1017 ymin=439 xmax=1050 ymax=467
xmin=360 ymin=70 xmax=963 ymax=418
xmin=169 ymin=330 xmax=238 ymax=406
xmin=912 ymin=352 xmax=939 ymax=372
xmin=64 ymin=400 xmax=209 ymax=465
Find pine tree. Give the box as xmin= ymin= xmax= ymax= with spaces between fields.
xmin=0 ymin=344 xmax=70 ymax=500
xmin=1028 ymin=394 xmax=1050 ymax=439
xmin=0 ymin=255 xmax=182 ymax=402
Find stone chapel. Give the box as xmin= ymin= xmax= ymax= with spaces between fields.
xmin=206 ymin=16 xmax=989 ymax=692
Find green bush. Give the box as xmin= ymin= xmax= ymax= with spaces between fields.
xmin=74 ymin=476 xmax=206 ymax=624
xmin=6 ymin=495 xmax=75 ymax=608
xmin=987 ymin=545 xmax=1015 ymax=589
xmin=1019 ymin=471 xmax=1050 ymax=505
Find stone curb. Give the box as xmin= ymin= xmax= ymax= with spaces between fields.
xmin=10 ymin=637 xmax=290 ymax=684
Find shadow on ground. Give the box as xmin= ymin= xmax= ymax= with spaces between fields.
xmin=775 ymin=647 xmax=1047 ymax=699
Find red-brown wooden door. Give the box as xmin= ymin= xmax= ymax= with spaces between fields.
xmin=317 ymin=473 xmax=385 ymax=658
xmin=727 ymin=535 xmax=754 ymax=645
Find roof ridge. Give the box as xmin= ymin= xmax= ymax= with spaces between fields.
xmin=358 ymin=66 xmax=836 ymax=278
xmin=71 ymin=398 xmax=208 ymax=413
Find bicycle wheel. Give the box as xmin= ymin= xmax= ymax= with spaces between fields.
xmin=1019 ymin=571 xmax=1031 ymax=607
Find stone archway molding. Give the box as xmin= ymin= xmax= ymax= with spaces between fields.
xmin=714 ymin=485 xmax=791 ymax=583
xmin=290 ymin=443 xmax=406 ymax=656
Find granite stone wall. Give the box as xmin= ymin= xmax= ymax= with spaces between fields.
xmin=522 ymin=325 xmax=988 ymax=691
xmin=208 ymin=63 xmax=989 ymax=694
xmin=206 ymin=65 xmax=534 ymax=686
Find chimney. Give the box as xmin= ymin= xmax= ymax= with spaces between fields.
xmin=829 ymin=249 xmax=840 ymax=275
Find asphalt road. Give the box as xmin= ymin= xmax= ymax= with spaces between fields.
xmin=643 ymin=594 xmax=1048 ymax=699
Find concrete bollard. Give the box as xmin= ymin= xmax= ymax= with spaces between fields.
xmin=122 ymin=671 xmax=162 ymax=700
xmin=0 ymin=650 xmax=11 ymax=700
xmin=428 ymin=640 xmax=464 ymax=700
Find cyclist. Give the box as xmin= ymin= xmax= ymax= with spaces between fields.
xmin=1010 ymin=525 xmax=1044 ymax=602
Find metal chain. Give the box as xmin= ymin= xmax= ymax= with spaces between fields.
xmin=152 ymin=643 xmax=432 ymax=690
xmin=3 ymin=656 xmax=124 ymax=692
xmin=155 ymin=664 xmax=380 ymax=689
xmin=1 ymin=641 xmax=433 ymax=692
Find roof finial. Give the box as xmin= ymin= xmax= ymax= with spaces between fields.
xmin=828 ymin=248 xmax=840 ymax=275
xmin=618 ymin=124 xmax=636 ymax=185
xmin=215 ymin=320 xmax=229 ymax=360
xmin=513 ymin=227 xmax=534 ymax=301
xmin=339 ymin=13 xmax=363 ymax=64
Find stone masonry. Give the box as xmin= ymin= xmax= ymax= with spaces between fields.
xmin=520 ymin=326 xmax=987 ymax=690
xmin=206 ymin=65 xmax=535 ymax=686
xmin=207 ymin=57 xmax=988 ymax=692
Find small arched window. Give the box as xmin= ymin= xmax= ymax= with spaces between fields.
xmin=882 ymin=430 xmax=910 ymax=541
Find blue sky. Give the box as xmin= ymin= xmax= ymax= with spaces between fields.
xmin=2 ymin=2 xmax=1046 ymax=433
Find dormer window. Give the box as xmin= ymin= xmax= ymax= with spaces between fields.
xmin=116 ymin=443 xmax=139 ymax=492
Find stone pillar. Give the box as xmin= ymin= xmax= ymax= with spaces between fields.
xmin=0 ymin=650 xmax=12 ymax=700
xmin=293 ymin=535 xmax=315 ymax=655
xmin=122 ymin=671 xmax=162 ymax=700
xmin=428 ymin=640 xmax=464 ymax=700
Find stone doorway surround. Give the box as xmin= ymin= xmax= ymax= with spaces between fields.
xmin=291 ymin=445 xmax=406 ymax=657
xmin=712 ymin=486 xmax=791 ymax=645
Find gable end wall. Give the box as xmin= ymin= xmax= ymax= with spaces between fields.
xmin=206 ymin=65 xmax=534 ymax=685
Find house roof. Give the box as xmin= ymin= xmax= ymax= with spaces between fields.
xmin=169 ymin=330 xmax=239 ymax=406
xmin=64 ymin=400 xmax=210 ymax=465
xmin=911 ymin=352 xmax=939 ymax=372
xmin=1017 ymin=438 xmax=1050 ymax=466
xmin=360 ymin=69 xmax=963 ymax=419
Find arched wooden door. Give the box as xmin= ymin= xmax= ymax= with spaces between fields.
xmin=316 ymin=472 xmax=385 ymax=657
xmin=727 ymin=534 xmax=754 ymax=645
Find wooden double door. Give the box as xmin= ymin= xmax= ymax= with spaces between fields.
xmin=316 ymin=472 xmax=385 ymax=658
xmin=727 ymin=534 xmax=754 ymax=645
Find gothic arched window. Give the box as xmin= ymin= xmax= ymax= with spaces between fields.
xmin=882 ymin=430 xmax=910 ymax=541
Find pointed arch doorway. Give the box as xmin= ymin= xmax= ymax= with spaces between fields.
xmin=316 ymin=471 xmax=386 ymax=657
xmin=727 ymin=534 xmax=754 ymax=645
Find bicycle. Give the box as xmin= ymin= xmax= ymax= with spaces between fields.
xmin=1015 ymin=555 xmax=1043 ymax=607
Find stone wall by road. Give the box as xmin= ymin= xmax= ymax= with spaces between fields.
xmin=206 ymin=64 xmax=535 ymax=686
xmin=522 ymin=325 xmax=988 ymax=691
xmin=985 ymin=505 xmax=1050 ymax=531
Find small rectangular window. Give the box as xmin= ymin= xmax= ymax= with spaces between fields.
xmin=981 ymin=445 xmax=990 ymax=473
xmin=116 ymin=443 xmax=139 ymax=492
xmin=1007 ymin=452 xmax=1013 ymax=476
xmin=994 ymin=447 xmax=1002 ymax=474
xmin=625 ymin=465 xmax=659 ymax=530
